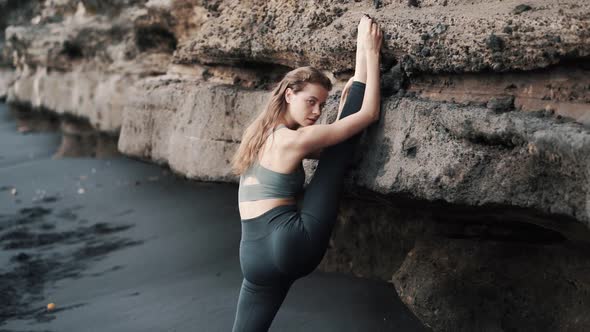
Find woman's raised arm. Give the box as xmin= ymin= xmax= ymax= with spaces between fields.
xmin=287 ymin=18 xmax=382 ymax=160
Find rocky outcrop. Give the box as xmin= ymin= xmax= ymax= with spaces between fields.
xmin=392 ymin=238 xmax=590 ymax=332
xmin=2 ymin=0 xmax=590 ymax=331
xmin=0 ymin=0 xmax=41 ymax=63
xmin=355 ymin=97 xmax=590 ymax=226
xmin=118 ymin=75 xmax=590 ymax=226
xmin=119 ymin=75 xmax=268 ymax=180
xmin=4 ymin=0 xmax=173 ymax=131
xmin=0 ymin=0 xmax=40 ymax=99
xmin=174 ymin=0 xmax=590 ymax=73
xmin=319 ymin=196 xmax=590 ymax=331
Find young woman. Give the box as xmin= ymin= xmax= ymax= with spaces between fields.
xmin=230 ymin=15 xmax=383 ymax=332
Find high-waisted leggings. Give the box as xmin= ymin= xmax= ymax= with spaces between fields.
xmin=232 ymin=81 xmax=366 ymax=331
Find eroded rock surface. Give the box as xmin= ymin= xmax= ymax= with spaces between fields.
xmin=319 ymin=196 xmax=590 ymax=332
xmin=392 ymin=238 xmax=590 ymax=332
xmin=0 ymin=0 xmax=40 ymax=98
xmin=174 ymin=0 xmax=590 ymax=74
xmin=4 ymin=0 xmax=173 ymax=131
xmin=119 ymin=76 xmax=268 ymax=180
xmin=118 ymin=75 xmax=590 ymax=226
xmin=354 ymin=97 xmax=590 ymax=225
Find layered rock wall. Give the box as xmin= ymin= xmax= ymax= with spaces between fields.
xmin=119 ymin=75 xmax=268 ymax=180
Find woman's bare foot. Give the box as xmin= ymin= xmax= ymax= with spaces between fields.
xmin=365 ymin=19 xmax=383 ymax=58
xmin=354 ymin=15 xmax=372 ymax=83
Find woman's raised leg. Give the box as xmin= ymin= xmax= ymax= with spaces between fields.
xmin=299 ymin=81 xmax=365 ymax=240
xmin=299 ymin=15 xmax=377 ymax=252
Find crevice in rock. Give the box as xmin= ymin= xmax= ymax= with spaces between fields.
xmin=345 ymin=187 xmax=590 ymax=247
xmin=464 ymin=133 xmax=518 ymax=149
xmin=434 ymin=114 xmax=524 ymax=150
xmin=436 ymin=213 xmax=567 ymax=245
xmin=168 ymin=62 xmax=296 ymax=89
xmin=60 ymin=40 xmax=84 ymax=59
xmin=408 ymin=61 xmax=590 ymax=126
xmin=211 ymin=138 xmax=240 ymax=144
xmin=134 ymin=25 xmax=177 ymax=53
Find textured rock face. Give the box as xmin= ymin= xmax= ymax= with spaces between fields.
xmin=354 ymin=97 xmax=590 ymax=225
xmin=119 ymin=77 xmax=590 ymax=225
xmin=409 ymin=64 xmax=590 ymax=126
xmin=392 ymin=239 xmax=590 ymax=332
xmin=2 ymin=0 xmax=590 ymax=331
xmin=174 ymin=0 xmax=590 ymax=73
xmin=119 ymin=75 xmax=268 ymax=180
xmin=0 ymin=0 xmax=40 ymax=98
xmin=318 ymin=196 xmax=590 ymax=331
xmin=0 ymin=0 xmax=41 ymax=66
xmin=4 ymin=0 xmax=173 ymax=131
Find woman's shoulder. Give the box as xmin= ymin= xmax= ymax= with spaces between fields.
xmin=268 ymin=126 xmax=306 ymax=159
xmin=271 ymin=125 xmax=300 ymax=143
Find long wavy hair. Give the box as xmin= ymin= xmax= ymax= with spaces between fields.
xmin=231 ymin=66 xmax=332 ymax=176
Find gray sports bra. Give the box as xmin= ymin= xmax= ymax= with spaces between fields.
xmin=238 ymin=125 xmax=305 ymax=202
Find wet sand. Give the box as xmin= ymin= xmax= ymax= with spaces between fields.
xmin=0 ymin=103 xmax=429 ymax=331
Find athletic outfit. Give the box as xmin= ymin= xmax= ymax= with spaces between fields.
xmin=232 ymin=81 xmax=366 ymax=332
xmin=238 ymin=137 xmax=306 ymax=202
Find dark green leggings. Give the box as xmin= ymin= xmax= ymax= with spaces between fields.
xmin=232 ymin=81 xmax=366 ymax=331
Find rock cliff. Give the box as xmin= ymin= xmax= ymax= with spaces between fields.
xmin=2 ymin=0 xmax=589 ymax=331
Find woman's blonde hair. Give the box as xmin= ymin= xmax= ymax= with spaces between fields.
xmin=231 ymin=66 xmax=332 ymax=176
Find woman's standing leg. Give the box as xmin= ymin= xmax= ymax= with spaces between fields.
xmin=232 ymin=210 xmax=298 ymax=332
xmin=232 ymin=278 xmax=293 ymax=332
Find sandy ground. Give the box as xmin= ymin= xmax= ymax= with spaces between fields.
xmin=0 ymin=102 xmax=429 ymax=332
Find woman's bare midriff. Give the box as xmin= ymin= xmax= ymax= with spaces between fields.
xmin=238 ymin=197 xmax=296 ymax=220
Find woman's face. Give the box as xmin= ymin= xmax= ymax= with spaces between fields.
xmin=285 ymin=83 xmax=329 ymax=127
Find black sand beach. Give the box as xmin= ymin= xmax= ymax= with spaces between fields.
xmin=0 ymin=102 xmax=429 ymax=331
